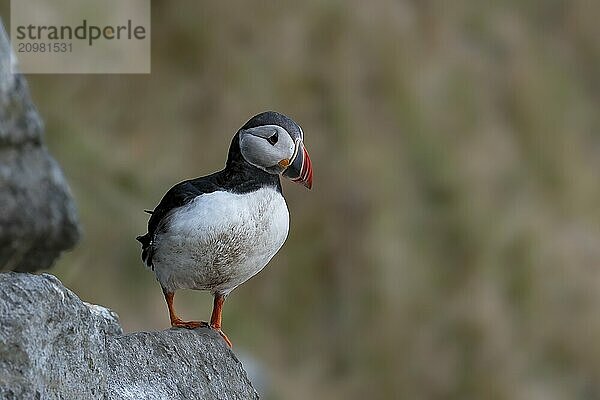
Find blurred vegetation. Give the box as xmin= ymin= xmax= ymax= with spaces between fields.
xmin=2 ymin=0 xmax=600 ymax=398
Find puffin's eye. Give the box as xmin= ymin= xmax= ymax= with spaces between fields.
xmin=267 ymin=131 xmax=278 ymax=145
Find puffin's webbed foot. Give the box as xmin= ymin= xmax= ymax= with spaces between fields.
xmin=163 ymin=290 xmax=232 ymax=346
xmin=171 ymin=319 xmax=208 ymax=330
xmin=172 ymin=319 xmax=232 ymax=347
xmin=211 ymin=326 xmax=232 ymax=348
xmin=164 ymin=290 xmax=208 ymax=330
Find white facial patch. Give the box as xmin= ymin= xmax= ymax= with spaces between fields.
xmin=239 ymin=125 xmax=296 ymax=172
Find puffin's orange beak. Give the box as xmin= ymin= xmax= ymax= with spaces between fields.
xmin=282 ymin=141 xmax=312 ymax=189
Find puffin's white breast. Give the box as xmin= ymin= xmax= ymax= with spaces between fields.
xmin=152 ymin=187 xmax=289 ymax=294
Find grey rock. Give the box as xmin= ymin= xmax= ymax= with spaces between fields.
xmin=0 ymin=19 xmax=80 ymax=272
xmin=0 ymin=273 xmax=259 ymax=399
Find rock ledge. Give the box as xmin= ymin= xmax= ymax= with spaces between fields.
xmin=0 ymin=272 xmax=258 ymax=400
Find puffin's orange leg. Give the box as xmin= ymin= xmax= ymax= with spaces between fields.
xmin=210 ymin=294 xmax=232 ymax=347
xmin=163 ymin=290 xmax=207 ymax=329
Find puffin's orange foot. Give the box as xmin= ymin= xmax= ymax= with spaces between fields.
xmin=171 ymin=319 xmax=208 ymax=329
xmin=212 ymin=327 xmax=232 ymax=348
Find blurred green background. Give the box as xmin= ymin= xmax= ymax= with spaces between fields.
xmin=3 ymin=0 xmax=600 ymax=398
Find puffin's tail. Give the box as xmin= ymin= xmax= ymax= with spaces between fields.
xmin=136 ymin=233 xmax=154 ymax=269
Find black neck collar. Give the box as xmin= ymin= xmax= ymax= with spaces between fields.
xmin=221 ymin=132 xmax=282 ymax=193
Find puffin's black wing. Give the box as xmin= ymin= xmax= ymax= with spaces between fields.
xmin=137 ymin=175 xmax=222 ymax=268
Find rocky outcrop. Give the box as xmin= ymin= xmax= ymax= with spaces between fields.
xmin=0 ymin=19 xmax=80 ymax=272
xmin=0 ymin=273 xmax=258 ymax=399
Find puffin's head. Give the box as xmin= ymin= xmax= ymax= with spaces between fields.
xmin=238 ymin=111 xmax=312 ymax=189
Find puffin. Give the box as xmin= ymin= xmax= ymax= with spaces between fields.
xmin=137 ymin=111 xmax=312 ymax=347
